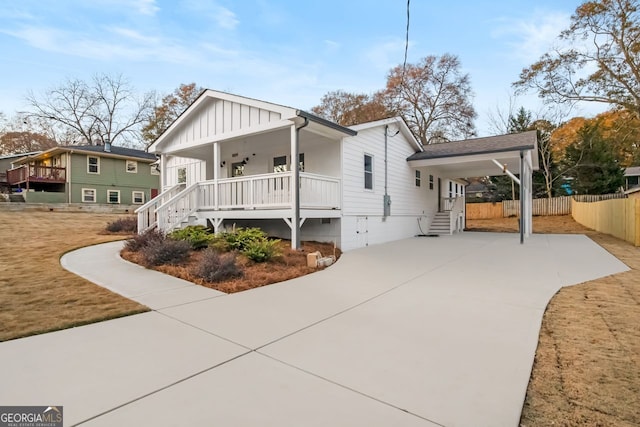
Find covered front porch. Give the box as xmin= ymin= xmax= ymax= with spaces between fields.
xmin=142 ymin=90 xmax=356 ymax=248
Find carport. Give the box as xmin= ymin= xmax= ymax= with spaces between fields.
xmin=407 ymin=130 xmax=538 ymax=243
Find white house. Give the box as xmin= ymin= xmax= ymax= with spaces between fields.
xmin=139 ymin=90 xmax=538 ymax=251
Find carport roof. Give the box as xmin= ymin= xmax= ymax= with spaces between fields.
xmin=407 ymin=131 xmax=537 ymax=161
xmin=406 ymin=130 xmax=538 ymax=178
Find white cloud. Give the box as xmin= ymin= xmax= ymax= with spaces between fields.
xmin=135 ymin=0 xmax=160 ymax=16
xmin=363 ymin=38 xmax=408 ymax=71
xmin=492 ymin=11 xmax=570 ymax=63
xmin=324 ymin=40 xmax=341 ymax=51
xmin=181 ymin=1 xmax=239 ymax=30
xmin=4 ymin=25 xmax=196 ymax=63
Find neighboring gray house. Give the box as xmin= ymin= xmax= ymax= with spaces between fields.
xmin=625 ymin=166 xmax=640 ymax=190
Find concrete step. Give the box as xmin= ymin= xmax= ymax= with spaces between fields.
xmin=8 ymin=194 xmax=25 ymax=203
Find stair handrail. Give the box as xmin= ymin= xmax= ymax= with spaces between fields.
xmin=135 ymin=184 xmax=185 ymax=233
xmin=155 ymin=182 xmax=201 ymax=233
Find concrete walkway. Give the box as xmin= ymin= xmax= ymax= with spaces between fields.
xmin=0 ymin=233 xmax=628 ymax=427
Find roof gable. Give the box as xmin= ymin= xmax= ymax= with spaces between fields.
xmin=148 ymin=89 xmax=299 ymax=152
xmin=349 ymin=117 xmax=422 ymax=152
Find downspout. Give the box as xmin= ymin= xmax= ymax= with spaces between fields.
xmin=68 ymin=151 xmax=73 ymax=203
xmin=385 ymin=124 xmax=388 ymax=197
xmin=293 ymin=116 xmax=309 ymax=250
xmin=519 ymin=150 xmax=524 ymax=245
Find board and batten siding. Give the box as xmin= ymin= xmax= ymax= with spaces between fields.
xmin=69 ymin=153 xmax=159 ymax=204
xmin=163 ymin=98 xmax=284 ymax=152
xmin=165 ymin=156 xmax=206 ymax=188
xmin=340 ymin=125 xmax=437 ymax=251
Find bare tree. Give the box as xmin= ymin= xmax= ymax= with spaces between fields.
xmin=26 ymin=74 xmax=154 ymax=148
xmin=379 ymin=53 xmax=477 ymax=144
xmin=514 ymin=0 xmax=640 ymax=117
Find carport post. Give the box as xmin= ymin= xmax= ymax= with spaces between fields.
xmin=519 ymin=151 xmax=524 ymax=244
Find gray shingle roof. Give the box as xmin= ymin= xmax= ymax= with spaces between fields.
xmin=625 ymin=166 xmax=640 ymax=176
xmin=407 ymin=130 xmax=537 ymax=161
xmin=70 ymin=145 xmax=156 ymax=161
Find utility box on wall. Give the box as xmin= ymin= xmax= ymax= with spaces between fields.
xmin=383 ymin=194 xmax=391 ymax=216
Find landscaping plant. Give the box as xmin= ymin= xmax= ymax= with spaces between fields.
xmin=105 ymin=216 xmax=138 ymax=233
xmin=124 ymin=229 xmax=165 ymax=252
xmin=169 ymin=225 xmax=215 ymax=249
xmin=140 ymin=238 xmax=191 ymax=266
xmin=193 ymin=249 xmax=242 ymax=282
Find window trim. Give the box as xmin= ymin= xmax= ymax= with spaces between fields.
xmin=107 ymin=189 xmax=121 ymax=204
xmin=364 ymin=153 xmax=374 ymax=190
xmin=82 ymin=188 xmax=96 ymax=203
xmin=132 ymin=191 xmax=145 ymax=205
xmin=177 ymin=167 xmax=187 ymax=184
xmin=415 ymin=170 xmax=421 ymax=187
xmin=273 ymin=155 xmax=287 ymax=173
xmin=429 ymin=174 xmax=434 ymax=190
xmin=126 ymin=160 xmax=138 ymax=173
xmin=87 ymin=156 xmax=100 ymax=174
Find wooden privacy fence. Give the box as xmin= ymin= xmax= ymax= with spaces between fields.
xmin=466 ymin=193 xmax=628 ymax=219
xmin=572 ymin=198 xmax=640 ymax=246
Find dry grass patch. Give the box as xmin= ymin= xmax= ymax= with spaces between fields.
xmin=122 ymin=240 xmax=340 ymax=293
xmin=467 ymin=216 xmax=640 ymax=426
xmin=0 ymin=211 xmax=148 ymax=342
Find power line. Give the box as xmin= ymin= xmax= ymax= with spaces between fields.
xmin=401 ymin=0 xmax=410 ymax=82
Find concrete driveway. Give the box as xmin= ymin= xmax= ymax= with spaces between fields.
xmin=0 ymin=233 xmax=628 ymax=427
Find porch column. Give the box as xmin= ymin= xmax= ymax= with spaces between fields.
xmin=290 ymin=124 xmax=300 ymax=249
xmin=160 ymin=154 xmax=166 ymax=190
xmin=213 ymin=142 xmax=220 ymax=181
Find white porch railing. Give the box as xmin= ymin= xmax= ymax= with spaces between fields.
xmin=144 ymin=172 xmax=341 ymax=233
xmin=448 ymin=196 xmax=465 ymax=233
xmin=134 ymin=184 xmax=185 ymax=233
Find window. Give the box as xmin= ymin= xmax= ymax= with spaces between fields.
xmin=429 ymin=174 xmax=434 ymax=190
xmin=232 ymin=162 xmax=244 ymax=177
xmin=82 ymin=188 xmax=96 ymax=203
xmin=177 ymin=167 xmax=186 ymax=184
xmin=107 ymin=190 xmax=120 ymax=204
xmin=132 ymin=191 xmax=144 ymax=204
xmin=415 ymin=170 xmax=421 ymax=187
xmin=150 ymin=164 xmax=160 ymax=175
xmin=449 ymin=181 xmax=453 ymax=197
xmin=87 ymin=156 xmax=99 ymax=174
xmin=298 ymin=153 xmax=305 ymax=172
xmin=126 ymin=160 xmax=138 ymax=173
xmin=364 ymin=154 xmax=373 ymax=190
xmin=273 ymin=155 xmax=287 ymax=173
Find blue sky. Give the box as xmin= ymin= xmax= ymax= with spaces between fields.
xmin=0 ymin=0 xmax=606 ymax=136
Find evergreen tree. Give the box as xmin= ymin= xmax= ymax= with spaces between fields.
xmin=563 ymin=124 xmax=624 ymax=194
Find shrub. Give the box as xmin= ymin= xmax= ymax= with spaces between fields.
xmin=193 ymin=249 xmax=242 ymax=282
xmin=124 ymin=229 xmax=165 ymax=252
xmin=140 ymin=238 xmax=191 ymax=266
xmin=242 ymin=238 xmax=281 ymax=263
xmin=169 ymin=225 xmax=214 ymax=249
xmin=223 ymin=227 xmax=267 ymax=251
xmin=105 ymin=216 xmax=138 ymax=233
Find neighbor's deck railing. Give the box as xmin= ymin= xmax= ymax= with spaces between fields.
xmin=144 ymin=172 xmax=341 ymax=233
xmin=6 ymin=165 xmax=66 ymax=185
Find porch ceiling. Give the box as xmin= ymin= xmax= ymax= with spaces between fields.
xmin=409 ymin=151 xmax=526 ymax=179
